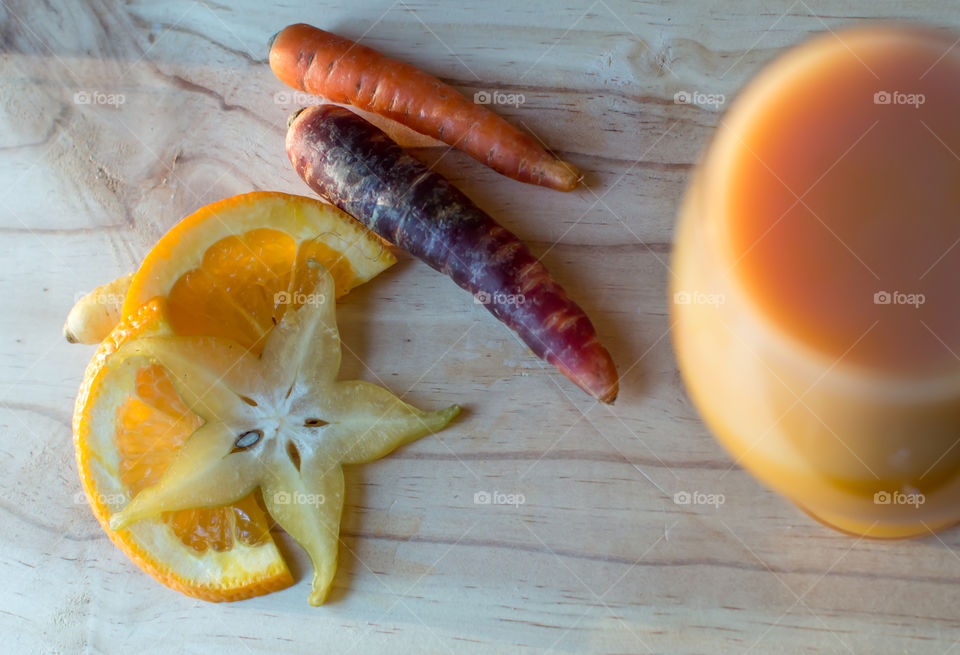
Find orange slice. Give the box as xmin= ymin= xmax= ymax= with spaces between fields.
xmin=122 ymin=191 xmax=395 ymax=352
xmin=75 ymin=299 xmax=294 ymax=600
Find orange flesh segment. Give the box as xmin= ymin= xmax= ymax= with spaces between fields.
xmin=166 ymin=229 xmax=355 ymax=355
xmin=117 ymin=364 xmax=271 ymax=553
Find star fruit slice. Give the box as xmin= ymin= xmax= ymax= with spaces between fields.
xmin=107 ymin=266 xmax=459 ymax=605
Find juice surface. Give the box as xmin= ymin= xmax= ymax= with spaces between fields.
xmin=725 ymin=28 xmax=960 ymax=375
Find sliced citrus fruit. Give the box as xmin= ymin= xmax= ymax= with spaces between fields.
xmin=78 ymin=268 xmax=459 ymax=605
xmin=123 ymin=191 xmax=395 ymax=348
xmin=73 ymin=192 xmax=456 ymax=605
xmin=74 ymin=297 xmax=293 ymax=601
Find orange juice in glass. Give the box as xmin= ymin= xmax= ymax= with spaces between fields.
xmin=671 ymin=26 xmax=960 ymax=538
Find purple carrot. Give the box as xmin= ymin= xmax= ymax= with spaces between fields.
xmin=286 ymin=105 xmax=618 ymax=403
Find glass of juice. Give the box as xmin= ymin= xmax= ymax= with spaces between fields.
xmin=671 ymin=26 xmax=960 ymax=538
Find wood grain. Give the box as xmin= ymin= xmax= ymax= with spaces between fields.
xmin=3 ymin=0 xmax=960 ymax=653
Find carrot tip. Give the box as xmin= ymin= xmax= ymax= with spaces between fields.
xmin=598 ymin=383 xmax=618 ymax=404
xmin=546 ymin=160 xmax=581 ymax=191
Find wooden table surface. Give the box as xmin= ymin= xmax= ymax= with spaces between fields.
xmin=4 ymin=1 xmax=960 ymax=653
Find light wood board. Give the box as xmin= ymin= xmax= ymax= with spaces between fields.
xmin=3 ymin=1 xmax=960 ymax=653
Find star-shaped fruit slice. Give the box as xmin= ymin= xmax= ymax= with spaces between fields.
xmin=104 ymin=266 xmax=459 ymax=605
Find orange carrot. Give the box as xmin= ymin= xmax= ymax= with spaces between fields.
xmin=269 ymin=23 xmax=580 ymax=191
